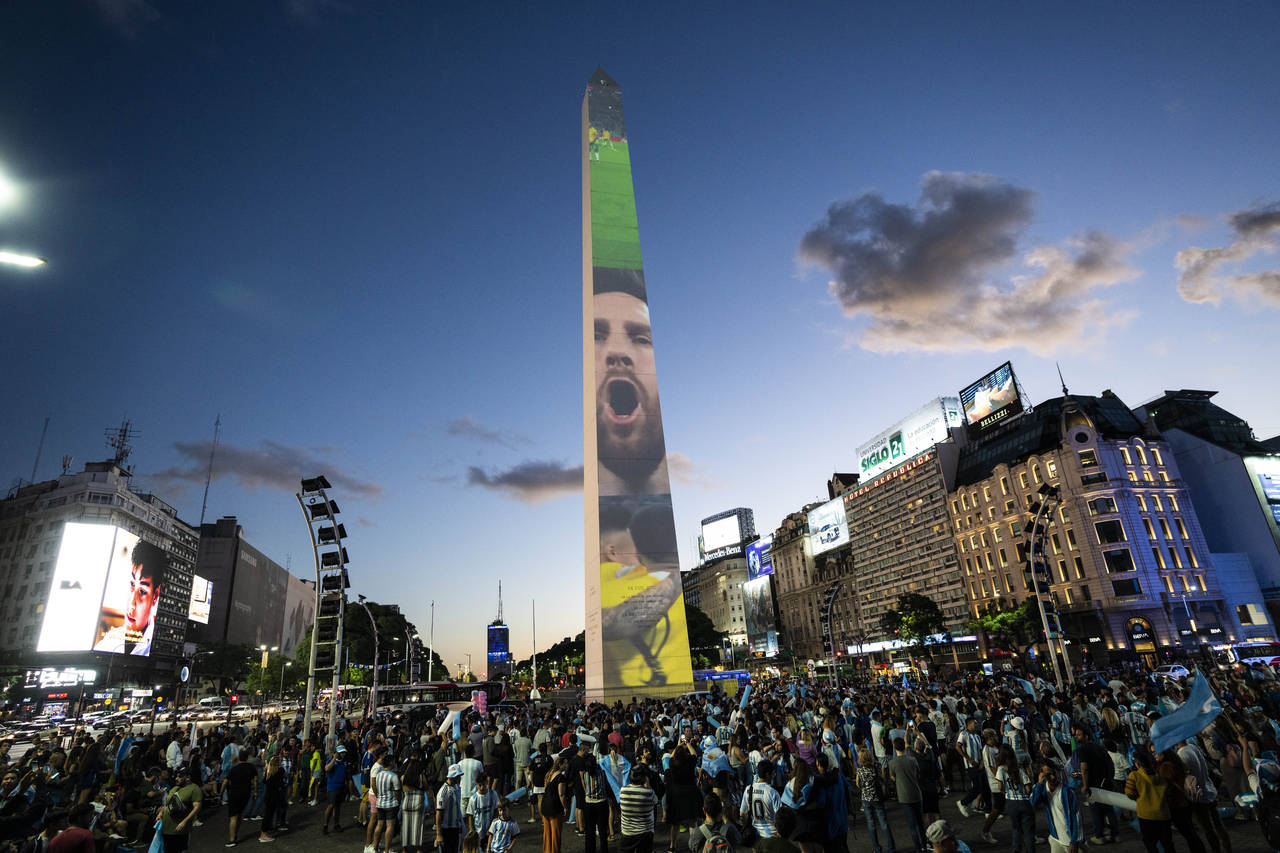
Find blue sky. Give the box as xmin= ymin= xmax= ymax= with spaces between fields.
xmin=2 ymin=2 xmax=1277 ymax=677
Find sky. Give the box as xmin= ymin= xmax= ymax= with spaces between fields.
xmin=1 ymin=2 xmax=1278 ymax=679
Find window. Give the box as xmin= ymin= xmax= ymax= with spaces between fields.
xmin=1176 ymin=519 xmax=1189 ymax=539
xmin=985 ymin=553 xmax=995 ymax=570
xmin=1082 ymin=585 xmax=1092 ymax=603
xmin=1144 ymin=519 xmax=1156 ymax=540
xmin=1112 ymin=578 xmax=1143 ymax=597
xmin=965 ymin=558 xmax=973 ymax=575
xmin=961 ymin=493 xmax=969 ymax=510
xmin=1051 ymin=533 xmax=1062 ymax=553
xmin=1153 ymin=495 xmax=1163 ymax=511
xmin=1170 ymin=548 xmax=1183 ymax=568
xmin=1169 ymin=495 xmax=1179 ymax=513
xmin=1185 ymin=547 xmax=1199 ymax=569
xmin=1152 ymin=547 xmax=1167 ymax=569
xmin=1088 ymin=497 xmax=1118 ymax=516
xmin=1000 ymin=476 xmax=1009 ymax=496
xmin=1010 ymin=520 xmax=1023 ymax=536
xmin=1066 ymin=528 xmax=1078 ymax=549
xmin=1163 ymin=575 xmax=1174 ymax=593
xmin=1181 ymin=575 xmax=1193 ymax=591
xmin=1004 ymin=500 xmax=1015 ymax=515
xmin=1120 ymin=447 xmax=1132 ymax=465
xmin=1064 ymin=587 xmax=1074 ymax=605
xmin=1058 ymin=560 xmax=1069 ymax=583
xmin=999 ymin=549 xmax=1009 ymax=567
xmin=983 ymin=486 xmax=991 ymax=502
xmin=952 ymin=500 xmax=960 ymax=515
xmin=1060 ymin=506 xmax=1070 ymax=523
xmin=1153 ymin=448 xmax=1164 ymax=466
xmin=1004 ymin=573 xmax=1013 ymax=593
xmin=1073 ymin=556 xmax=1084 ymax=578
xmin=980 ymin=531 xmax=989 ymax=548
xmin=1047 ymin=461 xmax=1057 ymax=479
xmin=1103 ymin=549 xmax=1135 ymax=573
xmin=1128 ymin=471 xmax=1139 ymax=483
xmin=1196 ymin=574 xmax=1206 ymax=591
xmin=1237 ymin=603 xmax=1267 ymax=625
xmin=1095 ymin=520 xmax=1126 ymax=544
xmin=993 ymin=526 xmax=1003 ymax=543
xmin=970 ymin=582 xmax=978 ymax=598
xmin=1019 ymin=472 xmax=1030 ymax=489
xmin=1079 ymin=450 xmax=1099 ymax=468
xmin=1033 ymin=464 xmax=1043 ymax=484
xmin=1136 ymin=446 xmax=1148 ymax=465
xmin=1159 ymin=519 xmax=1173 ymax=539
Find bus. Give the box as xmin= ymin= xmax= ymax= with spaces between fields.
xmin=1224 ymin=641 xmax=1280 ymax=667
xmin=374 ymin=681 xmax=506 ymax=715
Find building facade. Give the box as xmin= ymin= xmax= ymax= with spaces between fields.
xmin=1137 ymin=389 xmax=1280 ymax=630
xmin=771 ymin=507 xmax=822 ymax=659
xmin=0 ymin=459 xmax=196 ymax=665
xmin=950 ymin=391 xmax=1265 ymax=669
xmin=682 ymin=555 xmax=750 ymax=649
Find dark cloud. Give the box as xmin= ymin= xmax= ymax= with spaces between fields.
xmin=466 ymin=460 xmax=583 ymax=503
xmin=445 ymin=416 xmax=530 ymax=449
xmin=798 ymin=171 xmax=1137 ymax=353
xmin=152 ymin=439 xmax=382 ymax=499
xmin=1177 ymin=200 xmax=1280 ymax=307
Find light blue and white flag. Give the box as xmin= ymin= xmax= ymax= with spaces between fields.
xmin=739 ymin=685 xmax=752 ymax=711
xmin=1013 ymin=677 xmax=1038 ymax=701
xmin=1150 ymin=667 xmax=1221 ymax=754
xmin=602 ymin=754 xmax=632 ymax=800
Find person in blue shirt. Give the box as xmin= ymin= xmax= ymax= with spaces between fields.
xmin=322 ymin=744 xmax=352 ymax=835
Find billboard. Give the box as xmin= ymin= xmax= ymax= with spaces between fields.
xmin=959 ymin=361 xmax=1023 ymax=431
xmin=583 ymin=69 xmax=693 ymax=698
xmin=37 ymin=522 xmax=165 ymax=656
xmin=808 ymin=497 xmax=849 ymax=555
xmin=281 ymin=573 xmax=315 ymax=656
xmin=188 ymin=574 xmax=212 ymax=624
xmin=743 ymin=575 xmax=778 ymax=655
xmin=487 ymin=623 xmax=510 ymax=663
xmin=701 ymin=515 xmax=742 ymax=552
xmin=746 ymin=536 xmax=774 ymax=580
xmin=857 ymin=397 xmax=962 ymax=481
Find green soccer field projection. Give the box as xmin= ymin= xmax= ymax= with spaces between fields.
xmin=589 ymin=140 xmax=643 ymax=270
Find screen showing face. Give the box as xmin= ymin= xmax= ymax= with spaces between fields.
xmin=701 ymin=515 xmax=742 ymax=552
xmin=38 ymin=523 xmax=162 ymax=656
xmin=745 ymin=537 xmax=774 ymax=580
xmin=188 ymin=574 xmax=212 ymax=624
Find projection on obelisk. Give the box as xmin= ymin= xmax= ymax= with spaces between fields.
xmin=582 ymin=68 xmax=694 ymax=700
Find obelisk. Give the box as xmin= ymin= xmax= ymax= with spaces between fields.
xmin=583 ymin=68 xmax=694 ymax=700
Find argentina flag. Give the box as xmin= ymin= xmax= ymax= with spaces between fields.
xmin=1149 ymin=667 xmax=1221 ymax=754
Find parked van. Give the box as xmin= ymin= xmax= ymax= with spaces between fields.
xmin=198 ymin=696 xmax=228 ymax=711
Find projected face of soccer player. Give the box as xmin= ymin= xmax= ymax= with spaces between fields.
xmin=595 ymin=291 xmax=665 ymax=486
xmin=125 ymin=563 xmax=160 ymax=634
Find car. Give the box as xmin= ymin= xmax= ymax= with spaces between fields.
xmin=1154 ymin=664 xmax=1191 ymax=680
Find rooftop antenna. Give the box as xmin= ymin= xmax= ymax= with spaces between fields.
xmin=105 ymin=418 xmax=139 ymax=471
xmin=497 ymin=580 xmax=504 ymax=624
xmin=1056 ymin=362 xmax=1069 ymax=395
xmin=198 ymin=414 xmax=221 ymax=526
xmin=60 ymin=455 xmax=73 ymax=475
xmin=30 ymin=417 xmax=50 ymax=483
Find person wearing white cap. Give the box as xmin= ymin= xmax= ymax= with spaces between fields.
xmin=435 ymin=764 xmax=465 ymax=853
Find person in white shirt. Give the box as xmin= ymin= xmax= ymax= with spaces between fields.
xmin=167 ymin=737 xmax=187 ymax=771
xmin=739 ymin=760 xmax=782 ymax=839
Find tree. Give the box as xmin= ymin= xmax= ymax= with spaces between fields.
xmin=196 ymin=643 xmax=255 ymax=696
xmin=685 ymin=604 xmax=728 ymax=669
xmin=879 ymin=593 xmax=948 ymax=657
xmin=968 ymin=599 xmax=1041 ymax=654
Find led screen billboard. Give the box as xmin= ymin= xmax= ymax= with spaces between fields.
xmin=188 ymin=574 xmax=212 ymax=624
xmin=743 ymin=575 xmax=777 ymax=654
xmin=584 ymin=69 xmax=693 ymax=697
xmin=487 ymin=623 xmax=510 ymax=663
xmin=959 ymin=361 xmax=1023 ymax=431
xmin=746 ymin=536 xmax=774 ymax=580
xmin=807 ymin=497 xmax=849 ymax=555
xmin=857 ymin=397 xmax=962 ymax=481
xmin=701 ymin=515 xmax=742 ymax=552
xmin=37 ymin=522 xmax=165 ymax=656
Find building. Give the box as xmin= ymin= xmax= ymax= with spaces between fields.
xmin=0 ymin=458 xmax=196 ymax=668
xmin=191 ymin=516 xmax=308 ymax=651
xmin=1136 ymin=390 xmax=1280 ymax=630
xmin=950 ymin=390 xmax=1262 ymax=669
xmin=682 ymin=555 xmax=750 ymax=649
xmin=771 ymin=506 xmax=823 ymax=659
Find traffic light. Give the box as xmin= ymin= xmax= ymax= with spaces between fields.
xmin=230 ymin=694 xmax=239 ymax=704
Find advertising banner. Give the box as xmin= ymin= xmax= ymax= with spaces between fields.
xmin=188 ymin=574 xmax=212 ymax=624
xmin=743 ymin=576 xmax=777 ymax=653
xmin=745 ymin=536 xmax=774 ymax=580
xmin=281 ymin=573 xmax=315 ymax=656
xmin=807 ymin=497 xmax=849 ymax=555
xmin=701 ymin=515 xmax=742 ymax=552
xmin=856 ymin=397 xmax=961 ymax=481
xmin=584 ymin=69 xmax=693 ymax=697
xmin=959 ymin=362 xmax=1023 ymax=432
xmin=38 ymin=522 xmax=164 ymax=656
xmin=487 ymin=624 xmax=510 ymax=663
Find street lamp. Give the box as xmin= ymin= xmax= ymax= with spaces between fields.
xmin=355 ymin=595 xmax=380 ymax=717
xmin=392 ymin=637 xmax=402 ymax=685
xmin=257 ymin=645 xmax=278 ymax=719
xmin=279 ymin=661 xmax=293 ymax=702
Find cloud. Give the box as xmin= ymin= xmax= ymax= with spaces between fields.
xmin=667 ymin=453 xmax=720 ymax=489
xmin=1177 ymin=201 xmax=1280 ymax=307
xmin=89 ymin=0 xmax=160 ymax=38
xmin=356 ymin=517 xmax=376 ymax=528
xmin=798 ymin=171 xmax=1139 ymax=354
xmin=466 ymin=460 xmax=583 ymax=503
xmin=152 ymin=439 xmax=382 ymax=499
xmin=446 ymin=416 xmax=530 ymax=450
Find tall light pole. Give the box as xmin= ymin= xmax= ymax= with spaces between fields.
xmin=257 ymin=645 xmax=278 ymax=718
xmin=427 ymin=601 xmax=435 ymax=682
xmin=356 ymin=596 xmax=379 ymax=717
xmin=279 ymin=661 xmax=293 ymax=702
xmin=392 ymin=637 xmax=402 ymax=684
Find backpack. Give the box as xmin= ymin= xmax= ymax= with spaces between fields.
xmin=699 ymin=823 xmax=735 ymax=853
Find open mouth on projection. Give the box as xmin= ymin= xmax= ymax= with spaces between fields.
xmin=606 ymin=379 xmax=640 ymax=424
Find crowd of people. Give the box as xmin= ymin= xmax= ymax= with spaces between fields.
xmin=2 ymin=661 xmax=1279 ymax=853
